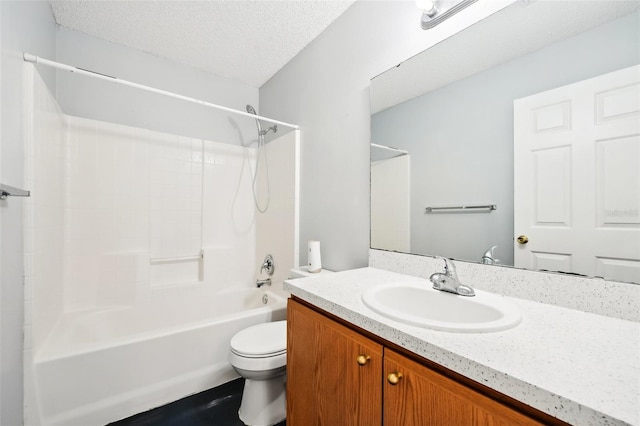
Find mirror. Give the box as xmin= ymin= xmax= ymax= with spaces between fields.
xmin=370 ymin=0 xmax=640 ymax=284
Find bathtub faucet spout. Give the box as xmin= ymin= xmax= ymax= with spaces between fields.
xmin=256 ymin=278 xmax=271 ymax=288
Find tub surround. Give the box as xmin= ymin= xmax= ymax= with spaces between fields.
xmin=23 ymin=66 xmax=299 ymax=425
xmin=284 ymin=267 xmax=640 ymax=426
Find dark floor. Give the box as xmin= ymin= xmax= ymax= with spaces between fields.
xmin=109 ymin=378 xmax=286 ymax=426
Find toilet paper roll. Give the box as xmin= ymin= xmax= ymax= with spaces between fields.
xmin=308 ymin=240 xmax=322 ymax=273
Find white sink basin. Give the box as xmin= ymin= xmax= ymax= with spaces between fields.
xmin=361 ymin=282 xmax=521 ymax=333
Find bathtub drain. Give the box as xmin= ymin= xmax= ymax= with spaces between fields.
xmin=262 ymin=294 xmax=269 ymax=304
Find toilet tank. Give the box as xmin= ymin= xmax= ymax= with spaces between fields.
xmin=289 ymin=266 xmax=333 ymax=279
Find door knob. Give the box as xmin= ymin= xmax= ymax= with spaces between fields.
xmin=356 ymin=355 xmax=370 ymax=366
xmin=387 ymin=372 xmax=403 ymax=385
xmin=516 ymin=235 xmax=529 ymax=244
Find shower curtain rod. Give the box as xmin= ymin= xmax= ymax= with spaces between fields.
xmin=23 ymin=53 xmax=299 ymax=130
xmin=370 ymin=143 xmax=408 ymax=154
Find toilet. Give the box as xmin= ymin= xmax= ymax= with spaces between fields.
xmin=229 ymin=320 xmax=287 ymax=426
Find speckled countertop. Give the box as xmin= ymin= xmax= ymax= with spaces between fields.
xmin=284 ymin=267 xmax=640 ymax=426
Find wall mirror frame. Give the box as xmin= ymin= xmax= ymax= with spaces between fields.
xmin=370 ymin=0 xmax=640 ymax=285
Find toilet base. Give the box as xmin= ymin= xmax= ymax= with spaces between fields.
xmin=238 ymin=373 xmax=286 ymax=426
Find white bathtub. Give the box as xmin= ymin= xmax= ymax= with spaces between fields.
xmin=33 ymin=287 xmax=287 ymax=426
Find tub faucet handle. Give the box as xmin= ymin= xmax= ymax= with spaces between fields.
xmin=261 ymin=254 xmax=274 ymax=276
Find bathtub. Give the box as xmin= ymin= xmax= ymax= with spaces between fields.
xmin=33 ymin=287 xmax=287 ymax=426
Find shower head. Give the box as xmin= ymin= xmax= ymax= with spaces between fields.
xmin=246 ymin=104 xmax=263 ymax=136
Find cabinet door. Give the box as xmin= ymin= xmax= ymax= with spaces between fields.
xmin=287 ymin=299 xmax=383 ymax=426
xmin=384 ymin=348 xmax=543 ymax=426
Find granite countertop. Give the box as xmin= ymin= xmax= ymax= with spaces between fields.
xmin=284 ymin=267 xmax=640 ymax=426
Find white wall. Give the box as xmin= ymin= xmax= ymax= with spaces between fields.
xmin=1 ymin=2 xmax=56 ymax=424
xmin=55 ymin=26 xmax=259 ymax=145
xmin=255 ymin=130 xmax=300 ymax=296
xmin=259 ymin=0 xmax=514 ymax=271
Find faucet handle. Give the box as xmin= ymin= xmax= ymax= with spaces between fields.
xmin=431 ymin=257 xmax=474 ymax=296
xmin=482 ymin=246 xmax=501 ymax=265
xmin=261 ymin=254 xmax=275 ymax=276
xmin=437 ymin=256 xmax=458 ymax=279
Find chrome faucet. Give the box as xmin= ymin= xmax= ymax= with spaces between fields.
xmin=481 ymin=245 xmax=500 ymax=265
xmin=260 ymin=254 xmax=274 ymax=276
xmin=257 ymin=255 xmax=274 ymax=288
xmin=429 ymin=257 xmax=475 ymax=297
xmin=256 ymin=278 xmax=271 ymax=288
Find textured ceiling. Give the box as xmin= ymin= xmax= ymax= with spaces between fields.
xmin=50 ymin=0 xmax=355 ymax=88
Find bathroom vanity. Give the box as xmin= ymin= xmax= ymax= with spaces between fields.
xmin=287 ymin=299 xmax=553 ymax=425
xmin=284 ymin=268 xmax=640 ymax=426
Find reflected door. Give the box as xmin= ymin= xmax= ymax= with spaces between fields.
xmin=514 ymin=65 xmax=640 ymax=282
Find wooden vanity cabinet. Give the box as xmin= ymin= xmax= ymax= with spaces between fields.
xmin=286 ymin=297 xmax=383 ymax=425
xmin=288 ymin=298 xmax=558 ymax=426
xmin=384 ymin=348 xmax=542 ymax=426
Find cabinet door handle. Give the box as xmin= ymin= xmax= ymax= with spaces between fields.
xmin=387 ymin=372 xmax=403 ymax=385
xmin=356 ymin=355 xmax=371 ymax=366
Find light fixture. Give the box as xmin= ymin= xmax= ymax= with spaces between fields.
xmin=417 ymin=0 xmax=479 ymax=30
xmin=416 ymin=0 xmax=439 ymax=18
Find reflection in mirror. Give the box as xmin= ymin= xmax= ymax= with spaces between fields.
xmin=370 ymin=1 xmax=640 ymax=284
xmin=371 ymin=144 xmax=411 ymax=252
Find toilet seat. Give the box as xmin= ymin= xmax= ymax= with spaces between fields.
xmin=232 ymin=348 xmax=286 ymax=358
xmin=230 ymin=320 xmax=286 ymax=358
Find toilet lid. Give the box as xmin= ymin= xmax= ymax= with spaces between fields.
xmin=230 ymin=320 xmax=287 ymax=357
